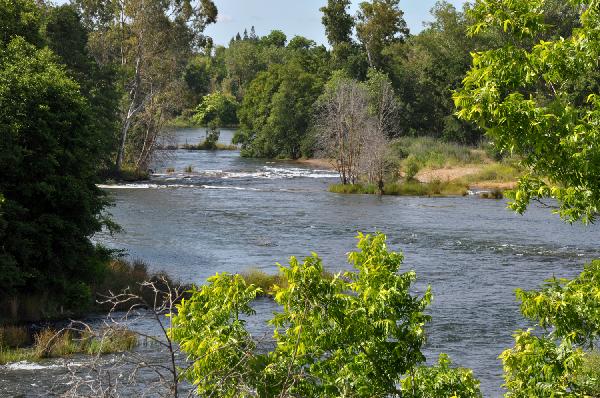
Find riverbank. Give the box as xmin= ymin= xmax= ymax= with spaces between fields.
xmin=0 ymin=326 xmax=137 ymax=365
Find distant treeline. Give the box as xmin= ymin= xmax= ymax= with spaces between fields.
xmin=185 ymin=0 xmax=582 ymax=159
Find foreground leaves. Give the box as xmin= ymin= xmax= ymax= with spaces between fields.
xmin=171 ymin=233 xmax=482 ymax=397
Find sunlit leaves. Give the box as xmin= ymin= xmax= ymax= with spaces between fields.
xmin=401 ymin=354 xmax=483 ymax=398
xmin=172 ymin=233 xmax=479 ymax=397
xmin=500 ymin=261 xmax=600 ymax=397
xmin=455 ymin=0 xmax=600 ymax=223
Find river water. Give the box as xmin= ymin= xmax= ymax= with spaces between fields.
xmin=2 ymin=128 xmax=599 ymax=397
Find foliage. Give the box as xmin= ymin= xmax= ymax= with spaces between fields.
xmin=454 ymin=0 xmax=600 ymax=223
xmin=75 ymin=0 xmax=218 ymax=171
xmin=173 ymin=233 xmax=480 ymax=397
xmin=171 ymin=273 xmax=260 ymax=396
xmin=236 ymin=62 xmax=323 ymax=159
xmin=0 ymin=31 xmax=113 ymax=310
xmin=401 ymin=353 xmax=482 ymax=398
xmin=500 ymin=260 xmax=600 ymax=397
xmin=329 ymin=181 xmax=468 ymax=196
xmin=356 ymin=0 xmax=409 ymax=68
xmin=193 ymin=91 xmax=239 ymax=126
xmin=320 ymin=0 xmax=354 ymax=47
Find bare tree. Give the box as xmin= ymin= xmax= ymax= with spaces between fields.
xmin=53 ymin=277 xmax=193 ymax=398
xmin=359 ymin=124 xmax=392 ymax=194
xmin=315 ymin=78 xmax=371 ymax=185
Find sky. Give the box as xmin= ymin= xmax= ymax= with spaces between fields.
xmin=206 ymin=0 xmax=468 ymax=46
xmin=55 ymin=0 xmax=468 ymax=46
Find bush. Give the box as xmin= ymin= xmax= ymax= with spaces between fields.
xmin=329 ymin=181 xmax=467 ymax=196
xmin=460 ymin=163 xmax=522 ymax=184
xmin=404 ymin=154 xmax=421 ymax=181
xmin=580 ymin=351 xmax=600 ymax=396
xmin=172 ymin=233 xmax=480 ymax=397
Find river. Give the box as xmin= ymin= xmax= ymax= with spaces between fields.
xmin=2 ymin=127 xmax=599 ymax=397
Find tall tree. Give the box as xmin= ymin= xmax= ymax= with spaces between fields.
xmin=44 ymin=4 xmax=120 ymax=169
xmin=356 ymin=0 xmax=409 ymax=69
xmin=320 ymin=0 xmax=354 ymax=47
xmin=456 ymin=1 xmax=600 ymax=395
xmin=235 ymin=61 xmax=323 ymax=159
xmin=455 ymin=0 xmax=599 ymax=223
xmin=315 ymin=73 xmax=371 ymax=184
xmin=0 ymin=31 xmax=113 ymax=316
xmin=75 ymin=0 xmax=218 ymax=171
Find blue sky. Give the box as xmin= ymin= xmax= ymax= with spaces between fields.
xmin=56 ymin=0 xmax=468 ymax=46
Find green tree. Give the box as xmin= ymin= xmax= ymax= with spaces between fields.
xmin=184 ymin=55 xmax=212 ymax=101
xmin=320 ymin=0 xmax=354 ymax=47
xmin=356 ymin=0 xmax=409 ymax=69
xmin=454 ymin=0 xmax=599 ymax=223
xmin=173 ymin=233 xmax=480 ymax=397
xmin=401 ymin=354 xmax=482 ymax=398
xmin=455 ymin=1 xmax=600 ymax=396
xmin=0 ymin=36 xmax=112 ymax=314
xmin=44 ymin=4 xmax=120 ymax=170
xmin=235 ymin=62 xmax=323 ymax=159
xmin=75 ymin=0 xmax=218 ymax=171
xmin=193 ymin=91 xmax=239 ymax=127
xmin=0 ymin=0 xmax=42 ymax=46
xmin=260 ymin=29 xmax=287 ymax=48
xmin=500 ymin=261 xmax=600 ymax=397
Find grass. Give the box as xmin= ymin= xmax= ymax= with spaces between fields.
xmin=329 ymin=180 xmax=468 ymax=197
xmin=184 ymin=165 xmax=194 ymax=173
xmin=458 ymin=163 xmax=523 ymax=185
xmin=0 ymin=326 xmax=137 ymax=364
xmin=391 ymin=137 xmax=484 ymax=169
xmin=95 ymin=258 xmax=186 ymax=311
xmin=164 ymin=114 xmax=203 ymax=128
xmin=182 ymin=141 xmax=238 ymax=151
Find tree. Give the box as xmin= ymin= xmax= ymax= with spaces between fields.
xmin=75 ymin=0 xmax=218 ymax=171
xmin=455 ymin=1 xmax=600 ymax=396
xmin=356 ymin=0 xmax=409 ymax=69
xmin=0 ymin=0 xmax=43 ymax=46
xmin=366 ymin=68 xmax=400 ymax=138
xmin=454 ymin=0 xmax=599 ymax=223
xmin=194 ymin=91 xmax=239 ymax=127
xmin=235 ymin=62 xmax=323 ymax=159
xmin=500 ymin=261 xmax=600 ymax=397
xmin=320 ymin=0 xmax=354 ymax=47
xmin=44 ymin=4 xmax=120 ymax=170
xmin=172 ymin=233 xmax=480 ymax=398
xmin=260 ymin=29 xmax=287 ymax=48
xmin=0 ymin=35 xmax=113 ymax=316
xmin=315 ymin=73 xmax=371 ymax=184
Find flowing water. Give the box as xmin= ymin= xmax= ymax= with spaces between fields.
xmin=2 ymin=127 xmax=599 ymax=397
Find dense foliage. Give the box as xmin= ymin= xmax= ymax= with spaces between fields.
xmin=455 ymin=0 xmax=599 ymax=223
xmin=172 ymin=233 xmax=482 ymax=397
xmin=457 ymin=1 xmax=600 ymax=397
xmin=501 ymin=260 xmax=600 ymax=397
xmin=0 ymin=0 xmax=115 ymax=315
xmin=235 ymin=61 xmax=324 ymax=158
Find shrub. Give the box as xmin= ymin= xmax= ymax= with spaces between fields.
xmin=404 ymin=154 xmax=421 ymax=181
xmin=172 ymin=233 xmax=480 ymax=397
